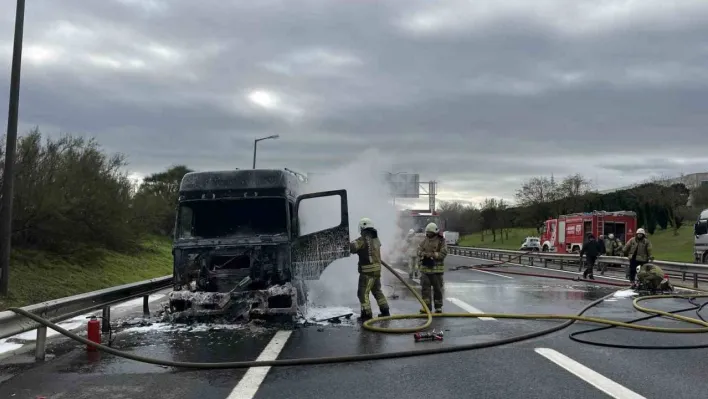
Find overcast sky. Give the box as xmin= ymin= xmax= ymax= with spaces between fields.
xmin=1 ymin=0 xmax=708 ymax=205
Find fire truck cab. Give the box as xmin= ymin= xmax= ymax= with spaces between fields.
xmin=539 ymin=210 xmax=637 ymax=254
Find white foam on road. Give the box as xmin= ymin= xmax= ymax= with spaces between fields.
xmin=0 ymin=292 xmax=170 ymax=352
xmin=0 ymin=339 xmax=23 ymax=353
xmin=446 ymin=297 xmax=495 ymax=320
xmin=300 ymin=306 xmax=356 ymax=325
xmin=535 ymin=348 xmax=646 ymax=398
xmin=612 ymin=289 xmax=639 ymax=298
xmin=9 ymin=314 xmax=88 ymax=342
xmin=227 ymin=330 xmax=292 ymax=399
xmin=120 ymin=322 xmax=245 ymax=334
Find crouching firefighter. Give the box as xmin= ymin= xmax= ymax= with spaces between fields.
xmin=636 ymin=263 xmax=673 ymax=293
xmin=418 ymin=222 xmax=448 ymax=314
xmin=350 ymin=217 xmax=390 ymax=322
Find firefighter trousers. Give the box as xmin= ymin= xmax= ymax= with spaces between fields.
xmin=357 ymin=273 xmax=389 ymax=316
xmin=408 ymin=256 xmax=418 ymax=276
xmin=583 ymin=256 xmax=596 ymax=278
xmin=420 ymin=272 xmax=444 ymax=311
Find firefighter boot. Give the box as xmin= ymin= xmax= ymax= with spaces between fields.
xmin=378 ymin=307 xmax=391 ymax=318
xmin=360 ymin=310 xmax=373 ymax=322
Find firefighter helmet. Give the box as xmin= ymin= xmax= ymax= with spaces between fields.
xmin=359 ymin=217 xmax=374 ymax=231
xmin=425 ymin=223 xmax=439 ymax=234
xmin=636 ymin=228 xmax=646 ymax=236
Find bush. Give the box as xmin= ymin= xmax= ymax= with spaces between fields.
xmin=1 ymin=129 xmax=143 ymax=256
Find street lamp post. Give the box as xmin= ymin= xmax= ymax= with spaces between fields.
xmin=0 ymin=0 xmax=26 ymax=296
xmin=252 ymin=134 xmax=279 ymax=169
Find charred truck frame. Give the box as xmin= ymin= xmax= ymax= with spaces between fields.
xmin=168 ymin=169 xmax=350 ymax=322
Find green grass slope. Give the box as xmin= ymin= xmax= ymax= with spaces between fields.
xmin=0 ymin=236 xmax=173 ymax=311
xmin=459 ymin=225 xmax=696 ymax=262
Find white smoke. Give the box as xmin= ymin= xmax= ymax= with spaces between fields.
xmin=299 ymin=148 xmax=401 ymax=307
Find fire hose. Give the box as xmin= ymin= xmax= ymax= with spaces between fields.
xmin=9 ymin=260 xmax=708 ymax=369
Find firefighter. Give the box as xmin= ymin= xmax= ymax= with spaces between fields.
xmin=636 ymin=263 xmax=672 ymax=292
xmin=599 ymin=233 xmax=620 ymax=275
xmin=622 ymin=228 xmax=654 ymax=287
xmin=579 ymin=234 xmax=601 ymax=280
xmin=596 ymin=235 xmax=606 ymax=272
xmin=405 ymin=229 xmax=419 ymax=279
xmin=350 ymin=217 xmax=390 ymax=322
xmin=418 ymin=222 xmax=447 ymax=313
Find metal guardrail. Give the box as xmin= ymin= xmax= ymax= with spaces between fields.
xmin=449 ymin=246 xmax=708 ymax=288
xmin=0 ymin=275 xmax=172 ymax=360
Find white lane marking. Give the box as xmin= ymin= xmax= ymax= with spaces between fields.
xmin=467 ymin=268 xmax=513 ymax=279
xmin=446 ymin=297 xmax=495 ymax=320
xmin=393 ymin=268 xmax=419 ymax=284
xmin=535 ymin=348 xmax=646 ymax=399
xmin=450 ymin=254 xmax=627 ymax=282
xmin=226 ymin=330 xmax=293 ymax=399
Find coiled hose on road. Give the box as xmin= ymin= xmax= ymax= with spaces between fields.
xmin=9 ymin=261 xmax=708 ymax=369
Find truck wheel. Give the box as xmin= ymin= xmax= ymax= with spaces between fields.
xmin=571 ymin=246 xmax=580 ymax=253
xmin=542 ymin=246 xmax=549 ymax=252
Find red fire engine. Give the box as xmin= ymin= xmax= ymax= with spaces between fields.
xmin=539 ymin=210 xmax=637 ymax=253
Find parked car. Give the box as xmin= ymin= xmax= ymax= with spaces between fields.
xmin=519 ymin=237 xmax=541 ymax=251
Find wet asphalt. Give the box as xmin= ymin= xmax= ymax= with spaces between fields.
xmin=1 ymin=254 xmax=708 ymax=398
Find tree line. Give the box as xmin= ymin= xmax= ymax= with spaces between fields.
xmin=439 ymin=173 xmax=708 ymax=241
xmin=0 ymin=129 xmax=191 ymax=260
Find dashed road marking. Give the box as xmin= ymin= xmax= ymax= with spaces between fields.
xmin=227 ymin=330 xmax=293 ymax=399
xmin=446 ymin=297 xmax=495 ymax=320
xmin=466 ymin=268 xmax=513 ymax=279
xmin=535 ymin=348 xmax=646 ymax=399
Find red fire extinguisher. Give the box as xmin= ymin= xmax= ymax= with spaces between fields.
xmin=87 ymin=315 xmax=101 ymax=352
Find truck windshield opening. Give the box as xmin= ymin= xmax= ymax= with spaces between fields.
xmin=177 ymin=198 xmax=287 ymax=239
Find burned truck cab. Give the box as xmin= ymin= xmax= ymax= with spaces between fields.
xmin=168 ymin=169 xmax=350 ymax=322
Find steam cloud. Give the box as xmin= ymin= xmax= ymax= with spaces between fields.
xmin=299 ymin=149 xmax=401 ymax=307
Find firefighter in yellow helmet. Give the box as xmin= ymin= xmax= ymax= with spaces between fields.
xmin=350 ymin=217 xmax=390 ymax=322
xmin=417 ymin=222 xmax=448 ymax=313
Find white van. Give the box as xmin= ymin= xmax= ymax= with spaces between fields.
xmin=443 ymin=231 xmax=460 ymax=245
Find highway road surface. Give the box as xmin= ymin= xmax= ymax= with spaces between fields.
xmin=2 ymin=253 xmax=708 ymax=399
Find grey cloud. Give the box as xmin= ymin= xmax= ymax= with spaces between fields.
xmin=1 ymin=0 xmax=708 ymax=202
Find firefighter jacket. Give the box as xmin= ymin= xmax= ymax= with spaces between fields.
xmin=622 ymin=237 xmax=653 ymax=262
xmin=406 ymin=234 xmax=423 ymax=257
xmin=605 ymin=239 xmax=620 ymax=256
xmin=638 ymin=264 xmax=664 ymax=287
xmin=350 ymin=228 xmax=382 ymax=276
xmin=580 ymin=239 xmax=601 ymax=258
xmin=417 ymin=234 xmax=447 ymax=274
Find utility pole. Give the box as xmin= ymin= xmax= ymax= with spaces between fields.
xmin=0 ymin=0 xmax=26 ymax=296
xmin=252 ymin=134 xmax=279 ymax=169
